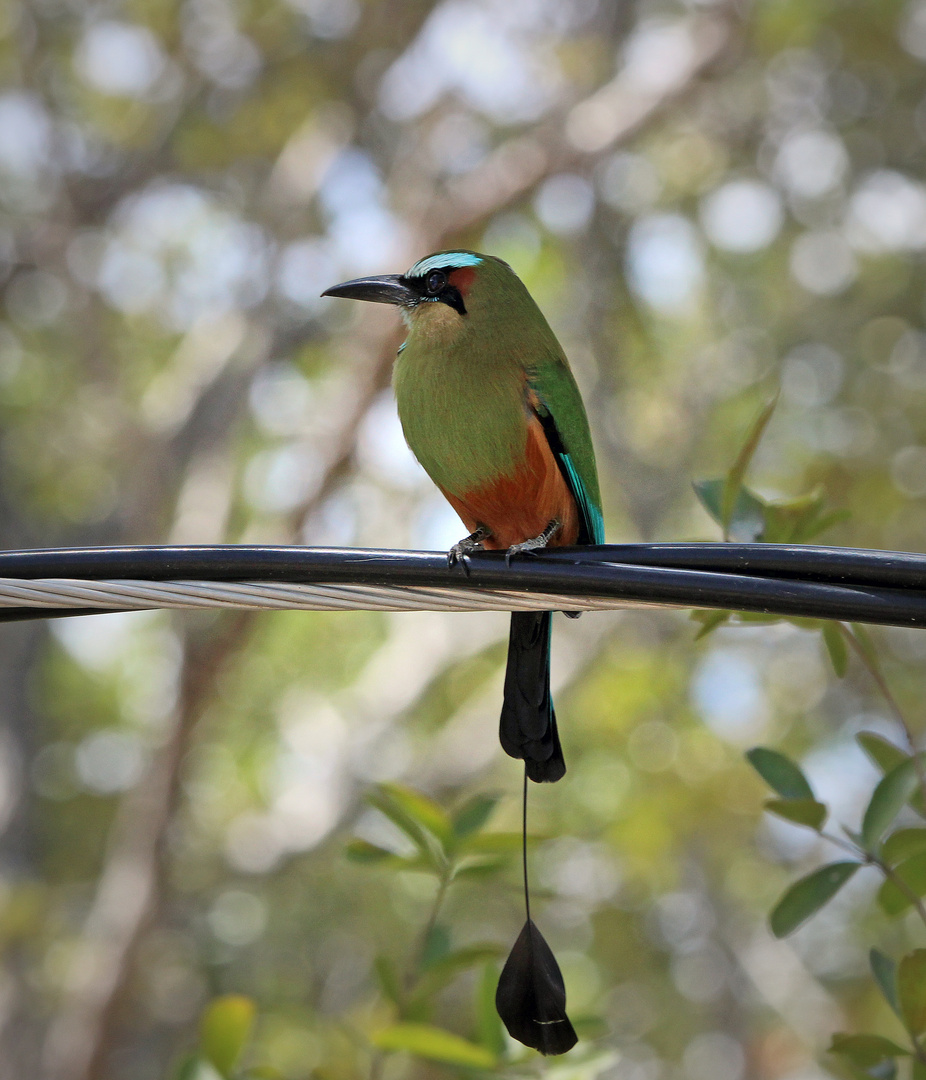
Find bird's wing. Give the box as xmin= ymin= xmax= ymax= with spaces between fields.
xmin=527 ymin=362 xmax=604 ymax=546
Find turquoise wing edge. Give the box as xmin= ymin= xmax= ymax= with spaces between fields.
xmin=560 ymin=452 xmax=605 ymax=546
xmin=528 ymin=379 xmax=604 ymax=546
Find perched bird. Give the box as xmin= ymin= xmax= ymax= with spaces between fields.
xmin=323 ymin=251 xmax=603 ymax=783
xmin=325 ymin=251 xmax=595 ymax=1055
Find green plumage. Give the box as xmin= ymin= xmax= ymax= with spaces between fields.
xmin=322 ymin=248 xmax=603 ymax=788
xmin=393 ymin=253 xmax=601 ymax=528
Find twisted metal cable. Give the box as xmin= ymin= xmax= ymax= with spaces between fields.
xmin=0 ymin=578 xmax=629 ymax=614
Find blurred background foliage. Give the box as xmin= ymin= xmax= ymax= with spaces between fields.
xmin=4 ymin=0 xmax=926 ymax=1077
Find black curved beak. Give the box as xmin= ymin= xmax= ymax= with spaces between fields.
xmin=321 ymin=275 xmax=418 ymax=305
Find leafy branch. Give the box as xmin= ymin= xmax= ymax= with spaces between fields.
xmin=748 ymin=747 xmax=926 ymax=1079
xmin=697 ymin=397 xmax=926 ymax=1080
xmin=347 ymin=784 xmax=513 ymax=1071
xmin=838 ymin=623 xmax=926 ymax=811
xmin=692 ymin=393 xmax=848 ymax=552
xmin=345 ymin=783 xmax=606 ymax=1071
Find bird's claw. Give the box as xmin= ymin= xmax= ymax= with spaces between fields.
xmin=447 ymin=527 xmax=491 ymax=574
xmin=504 ymin=538 xmax=545 ymax=567
xmin=505 ymin=519 xmax=561 ymax=567
xmin=447 ymin=542 xmax=473 ymax=575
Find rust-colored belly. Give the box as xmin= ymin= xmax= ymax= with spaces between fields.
xmin=441 ymin=416 xmax=579 ymax=549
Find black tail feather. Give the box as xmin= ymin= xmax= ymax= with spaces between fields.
xmin=500 ymin=612 xmax=565 ymax=782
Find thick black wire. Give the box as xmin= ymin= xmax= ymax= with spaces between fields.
xmin=2 ymin=543 xmax=926 ymax=628
xmin=3 ymin=541 xmax=926 ymax=586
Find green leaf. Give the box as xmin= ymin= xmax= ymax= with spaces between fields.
xmin=769 ymin=862 xmax=860 ymax=938
xmin=871 ymin=950 xmax=902 ymax=1017
xmin=365 ymin=788 xmax=447 ymax=870
xmin=738 ymin=611 xmax=786 ymax=624
xmin=410 ymin=945 xmax=507 ymax=1014
xmin=857 ymin=736 xmax=926 ymax=818
xmin=451 ymin=794 xmax=499 ymax=839
xmin=761 ymin=487 xmax=849 ymax=544
xmin=728 ymin=488 xmax=769 ymax=542
xmin=417 ymin=945 xmax=504 ymax=991
xmin=799 ymin=507 xmax=850 ymax=542
xmin=877 ymin=852 xmax=926 ymax=916
xmin=172 ymin=1057 xmax=197 ymax=1080
xmin=693 ymin=479 xmax=765 ymax=541
xmin=862 ymin=759 xmax=919 ymax=850
xmin=760 ymin=490 xmax=824 ymax=545
xmin=721 ymin=393 xmax=779 ymax=537
xmin=883 ymin=829 xmax=926 ymax=865
xmin=454 ymin=829 xmax=522 ymax=875
xmin=421 ymin=924 xmax=451 ymax=970
xmin=345 ymin=839 xmax=405 ymax=864
xmin=764 ymin=798 xmax=827 ymax=831
xmin=746 ymin=747 xmax=814 ymax=799
xmin=367 ymin=793 xmax=431 ymax=853
xmin=828 ymin=1034 xmax=910 ymax=1068
xmin=850 ymin=624 xmax=881 ymax=671
xmin=459 ymin=832 xmax=526 ymax=855
xmin=691 ymin=609 xmax=731 ymax=640
xmin=453 ymin=858 xmax=510 ymax=879
xmin=172 ymin=1056 xmax=197 ymax=1080
xmin=858 ymin=733 xmax=909 ymax=775
xmin=375 ymin=784 xmax=453 ymax=848
xmin=370 ymin=1023 xmax=498 ymax=1069
xmin=200 ymin=995 xmax=255 ymax=1079
xmin=374 ymin=956 xmax=403 ymax=1007
xmin=172 ymin=1056 xmax=223 ymax=1080
xmin=449 ymin=794 xmax=499 ymax=842
xmin=475 ymin=965 xmax=506 ymax=1058
xmin=898 ymin=950 xmax=926 ymax=1036
xmin=914 ymin=1059 xmax=926 ymax=1080
xmin=692 ymin=478 xmax=723 ymax=525
xmin=822 ymin=623 xmax=848 ymax=677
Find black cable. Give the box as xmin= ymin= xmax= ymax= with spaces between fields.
xmin=541 ymin=543 xmax=926 ymax=588
xmin=2 ymin=543 xmax=926 ymax=628
xmin=2 ymin=541 xmax=926 ymax=586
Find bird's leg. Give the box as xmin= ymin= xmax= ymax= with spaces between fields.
xmin=505 ymin=519 xmax=560 ymax=567
xmin=448 ymin=525 xmax=492 ymax=569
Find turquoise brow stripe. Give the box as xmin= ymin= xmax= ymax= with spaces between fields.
xmin=406 ymin=252 xmax=483 ymax=276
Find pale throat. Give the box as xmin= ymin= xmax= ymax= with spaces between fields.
xmin=406 ymin=300 xmax=465 ymax=344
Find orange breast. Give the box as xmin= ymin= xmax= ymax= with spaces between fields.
xmin=441 ymin=416 xmax=579 ymax=550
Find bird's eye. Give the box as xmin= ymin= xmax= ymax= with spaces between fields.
xmin=425 ymin=269 xmax=447 ymax=294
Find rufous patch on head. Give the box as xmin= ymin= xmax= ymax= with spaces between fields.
xmin=448 ymin=266 xmax=477 ymax=296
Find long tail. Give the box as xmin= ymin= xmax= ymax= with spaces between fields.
xmin=499 ymin=612 xmax=565 ymax=782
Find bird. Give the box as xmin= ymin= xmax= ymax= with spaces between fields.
xmin=323 ymin=250 xmax=603 ymax=783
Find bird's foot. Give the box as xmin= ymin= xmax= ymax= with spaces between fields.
xmin=505 ymin=519 xmax=560 ymax=567
xmin=448 ymin=526 xmax=492 ymax=573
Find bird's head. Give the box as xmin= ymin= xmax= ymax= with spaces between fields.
xmin=322 ymin=250 xmax=507 ymax=328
